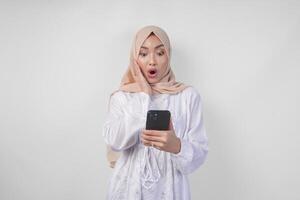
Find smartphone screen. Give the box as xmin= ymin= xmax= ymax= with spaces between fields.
xmin=146 ymin=110 xmax=171 ymax=130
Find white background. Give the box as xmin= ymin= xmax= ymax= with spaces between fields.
xmin=0 ymin=0 xmax=299 ymax=199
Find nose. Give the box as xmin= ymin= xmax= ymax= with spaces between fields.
xmin=149 ymin=53 xmax=157 ymax=67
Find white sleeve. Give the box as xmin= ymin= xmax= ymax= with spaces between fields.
xmin=170 ymin=90 xmax=209 ymax=174
xmin=102 ymin=92 xmax=145 ymax=151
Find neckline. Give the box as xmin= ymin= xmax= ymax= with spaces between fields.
xmin=139 ymin=92 xmax=168 ymax=97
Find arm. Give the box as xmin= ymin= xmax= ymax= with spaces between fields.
xmin=102 ymin=91 xmax=145 ymax=151
xmin=170 ymin=90 xmax=209 ymax=175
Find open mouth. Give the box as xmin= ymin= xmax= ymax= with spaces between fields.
xmin=147 ymin=69 xmax=157 ymax=78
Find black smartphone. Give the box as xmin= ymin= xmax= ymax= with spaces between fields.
xmin=146 ymin=110 xmax=171 ymax=130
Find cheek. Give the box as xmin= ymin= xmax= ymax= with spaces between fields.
xmin=137 ymin=58 xmax=147 ymax=72
xmin=157 ymin=57 xmax=168 ymax=73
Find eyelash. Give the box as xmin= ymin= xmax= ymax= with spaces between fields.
xmin=139 ymin=51 xmax=165 ymax=57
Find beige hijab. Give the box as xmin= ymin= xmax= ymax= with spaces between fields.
xmin=106 ymin=25 xmax=189 ymax=168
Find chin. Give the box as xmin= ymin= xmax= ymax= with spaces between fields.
xmin=147 ymin=79 xmax=159 ymax=84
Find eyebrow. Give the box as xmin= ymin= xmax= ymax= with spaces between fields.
xmin=140 ymin=44 xmax=164 ymax=49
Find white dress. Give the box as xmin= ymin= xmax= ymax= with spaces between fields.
xmin=102 ymin=86 xmax=209 ymax=200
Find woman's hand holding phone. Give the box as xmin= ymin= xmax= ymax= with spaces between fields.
xmin=141 ymin=118 xmax=181 ymax=154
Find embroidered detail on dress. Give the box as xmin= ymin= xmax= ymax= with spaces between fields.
xmin=140 ymin=146 xmax=161 ymax=190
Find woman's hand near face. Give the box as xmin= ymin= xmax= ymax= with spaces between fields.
xmin=140 ymin=119 xmax=181 ymax=154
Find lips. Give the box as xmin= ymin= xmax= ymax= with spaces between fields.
xmin=147 ymin=68 xmax=157 ymax=78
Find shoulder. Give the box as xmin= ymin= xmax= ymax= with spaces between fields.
xmin=180 ymin=86 xmax=202 ymax=102
xmin=110 ymin=90 xmax=145 ymax=105
xmin=179 ymin=86 xmax=205 ymax=113
xmin=109 ymin=90 xmax=128 ymax=106
xmin=110 ymin=90 xmax=125 ymax=99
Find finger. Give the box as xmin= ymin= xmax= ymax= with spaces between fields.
xmin=150 ymin=141 xmax=163 ymax=149
xmin=142 ymin=128 xmax=150 ymax=133
xmin=141 ymin=139 xmax=152 ymax=146
xmin=142 ymin=129 xmax=159 ymax=136
xmin=141 ymin=135 xmax=163 ymax=143
xmin=168 ymin=117 xmax=174 ymax=130
xmin=143 ymin=130 xmax=164 ymax=136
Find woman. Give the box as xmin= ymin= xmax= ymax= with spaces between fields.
xmin=102 ymin=25 xmax=208 ymax=200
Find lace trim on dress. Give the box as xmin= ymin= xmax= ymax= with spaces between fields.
xmin=140 ymin=146 xmax=161 ymax=190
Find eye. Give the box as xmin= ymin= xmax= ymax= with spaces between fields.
xmin=157 ymin=51 xmax=165 ymax=56
xmin=139 ymin=52 xmax=147 ymax=57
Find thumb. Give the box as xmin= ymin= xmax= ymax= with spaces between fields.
xmin=168 ymin=117 xmax=174 ymax=130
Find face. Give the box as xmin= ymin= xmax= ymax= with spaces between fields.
xmin=137 ymin=34 xmax=168 ymax=84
